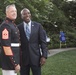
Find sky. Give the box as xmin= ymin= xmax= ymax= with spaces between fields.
xmin=67 ymin=0 xmax=75 ymax=1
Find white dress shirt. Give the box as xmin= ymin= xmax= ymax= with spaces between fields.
xmin=23 ymin=21 xmax=31 ymax=33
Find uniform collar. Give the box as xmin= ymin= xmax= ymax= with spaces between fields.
xmin=5 ymin=17 xmax=15 ymax=23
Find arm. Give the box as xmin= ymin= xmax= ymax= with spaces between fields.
xmin=39 ymin=24 xmax=48 ymax=66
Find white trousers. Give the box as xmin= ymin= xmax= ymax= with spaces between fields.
xmin=2 ymin=70 xmax=17 ymax=75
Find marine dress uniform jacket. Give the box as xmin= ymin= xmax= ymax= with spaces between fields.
xmin=0 ymin=18 xmax=20 ymax=70
xmin=18 ymin=21 xmax=47 ymax=66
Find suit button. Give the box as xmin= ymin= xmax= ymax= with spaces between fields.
xmin=14 ymin=61 xmax=15 ymax=62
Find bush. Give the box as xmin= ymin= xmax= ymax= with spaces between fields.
xmin=48 ymin=31 xmax=76 ymax=49
xmin=48 ymin=34 xmax=60 ymax=49
xmin=66 ymin=31 xmax=76 ymax=47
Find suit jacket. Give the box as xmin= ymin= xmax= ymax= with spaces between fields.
xmin=18 ymin=21 xmax=47 ymax=66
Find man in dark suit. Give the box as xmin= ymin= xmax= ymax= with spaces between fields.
xmin=18 ymin=8 xmax=47 ymax=75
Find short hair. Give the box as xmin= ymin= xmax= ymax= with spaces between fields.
xmin=20 ymin=8 xmax=30 ymax=15
xmin=6 ymin=4 xmax=16 ymax=12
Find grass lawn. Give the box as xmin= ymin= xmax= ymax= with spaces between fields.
xmin=42 ymin=49 xmax=76 ymax=75
xmin=0 ymin=49 xmax=76 ymax=75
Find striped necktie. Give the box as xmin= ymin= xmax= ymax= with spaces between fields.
xmin=26 ymin=24 xmax=30 ymax=40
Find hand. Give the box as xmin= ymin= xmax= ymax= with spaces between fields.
xmin=40 ymin=57 xmax=46 ymax=66
xmin=15 ymin=64 xmax=20 ymax=73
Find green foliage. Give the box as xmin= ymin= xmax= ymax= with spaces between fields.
xmin=66 ymin=31 xmax=76 ymax=47
xmin=48 ymin=34 xmax=60 ymax=49
xmin=0 ymin=0 xmax=76 ymax=48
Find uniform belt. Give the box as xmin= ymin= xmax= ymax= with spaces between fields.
xmin=11 ymin=43 xmax=20 ymax=47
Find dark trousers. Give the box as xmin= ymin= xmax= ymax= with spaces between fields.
xmin=20 ymin=64 xmax=41 ymax=75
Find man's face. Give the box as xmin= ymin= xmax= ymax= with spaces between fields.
xmin=6 ymin=6 xmax=17 ymax=20
xmin=21 ymin=10 xmax=31 ymax=23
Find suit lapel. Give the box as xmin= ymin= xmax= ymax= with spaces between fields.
xmin=21 ymin=22 xmax=28 ymax=39
xmin=30 ymin=21 xmax=34 ymax=40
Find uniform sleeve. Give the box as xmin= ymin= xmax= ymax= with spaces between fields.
xmin=1 ymin=24 xmax=18 ymax=67
xmin=39 ymin=24 xmax=48 ymax=58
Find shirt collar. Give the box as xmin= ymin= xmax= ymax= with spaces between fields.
xmin=23 ymin=21 xmax=31 ymax=26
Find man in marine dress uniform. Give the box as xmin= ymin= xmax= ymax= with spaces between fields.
xmin=0 ymin=4 xmax=20 ymax=75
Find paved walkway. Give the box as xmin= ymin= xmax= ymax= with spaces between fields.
xmin=48 ymin=48 xmax=76 ymax=57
